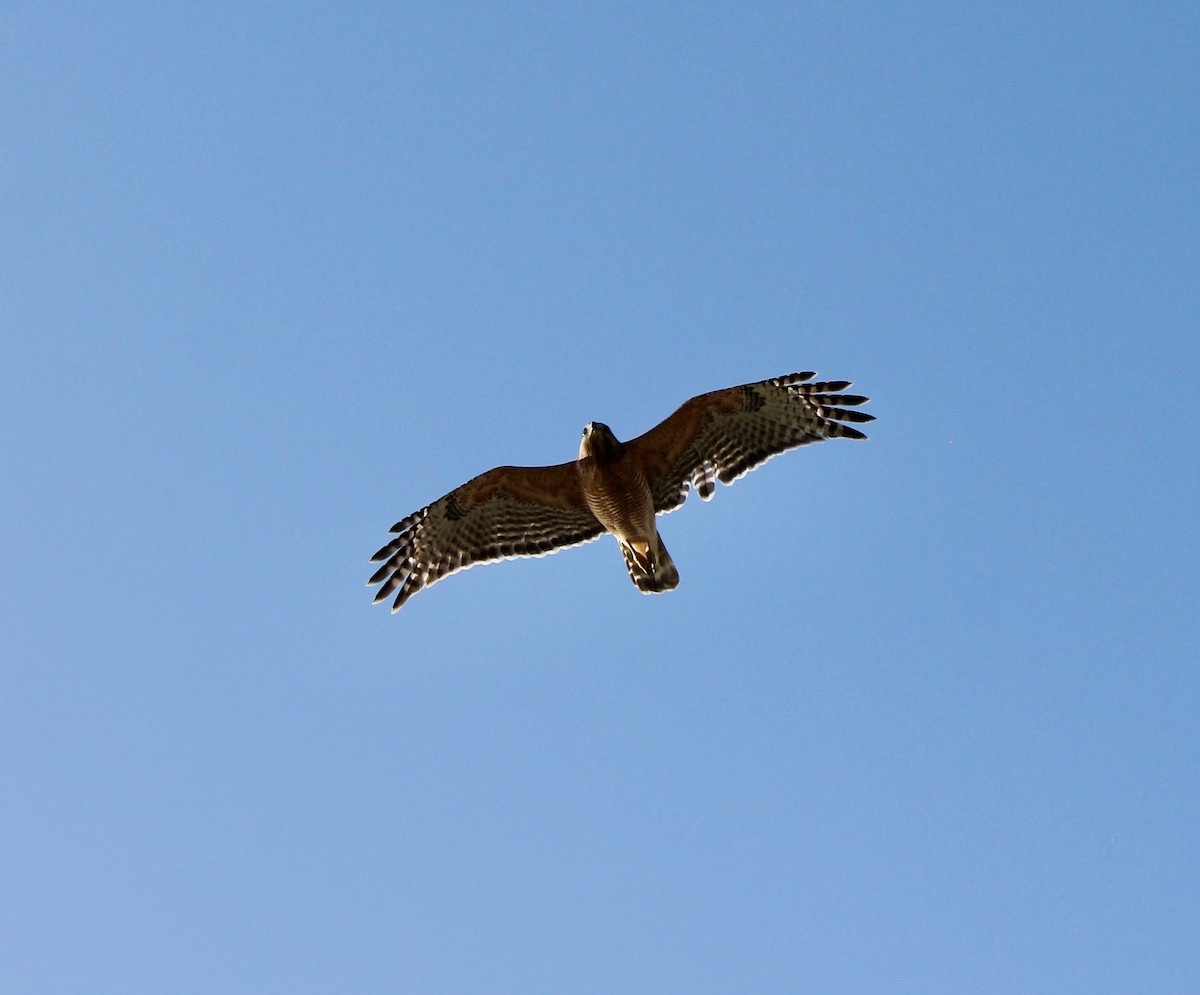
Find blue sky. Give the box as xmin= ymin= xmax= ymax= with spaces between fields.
xmin=3 ymin=3 xmax=1197 ymax=991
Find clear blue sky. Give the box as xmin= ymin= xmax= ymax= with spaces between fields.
xmin=3 ymin=3 xmax=1197 ymax=992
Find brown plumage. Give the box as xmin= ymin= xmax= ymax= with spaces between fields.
xmin=369 ymin=371 xmax=873 ymax=612
xmin=578 ymin=421 xmax=679 ymax=594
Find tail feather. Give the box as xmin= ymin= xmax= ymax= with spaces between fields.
xmin=620 ymin=533 xmax=679 ymax=594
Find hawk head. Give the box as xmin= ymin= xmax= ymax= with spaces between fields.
xmin=579 ymin=421 xmax=624 ymax=463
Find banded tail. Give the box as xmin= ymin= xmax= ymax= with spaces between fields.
xmin=619 ymin=532 xmax=680 ymax=594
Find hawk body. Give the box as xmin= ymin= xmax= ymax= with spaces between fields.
xmin=578 ymin=422 xmax=678 ymax=593
xmin=370 ymin=371 xmax=872 ymax=612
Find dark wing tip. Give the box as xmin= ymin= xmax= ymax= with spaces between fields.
xmin=828 ymin=408 xmax=875 ymax=423
xmin=796 ymin=376 xmax=873 ymax=435
xmin=770 ymin=371 xmax=817 ymax=386
xmin=370 ymin=536 xmax=400 ymax=563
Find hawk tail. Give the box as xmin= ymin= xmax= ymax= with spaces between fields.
xmin=621 ymin=533 xmax=679 ymax=595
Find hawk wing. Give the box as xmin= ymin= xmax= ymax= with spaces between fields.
xmin=626 ymin=371 xmax=874 ymax=514
xmin=368 ymin=463 xmax=604 ymax=612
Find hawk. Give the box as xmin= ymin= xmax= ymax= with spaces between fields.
xmin=369 ymin=371 xmax=872 ymax=612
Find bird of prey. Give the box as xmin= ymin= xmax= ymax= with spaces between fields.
xmin=369 ymin=371 xmax=872 ymax=612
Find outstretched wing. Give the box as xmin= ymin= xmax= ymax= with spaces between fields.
xmin=368 ymin=463 xmax=604 ymax=612
xmin=627 ymin=371 xmax=874 ymax=514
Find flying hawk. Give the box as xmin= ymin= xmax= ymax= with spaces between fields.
xmin=369 ymin=371 xmax=872 ymax=611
